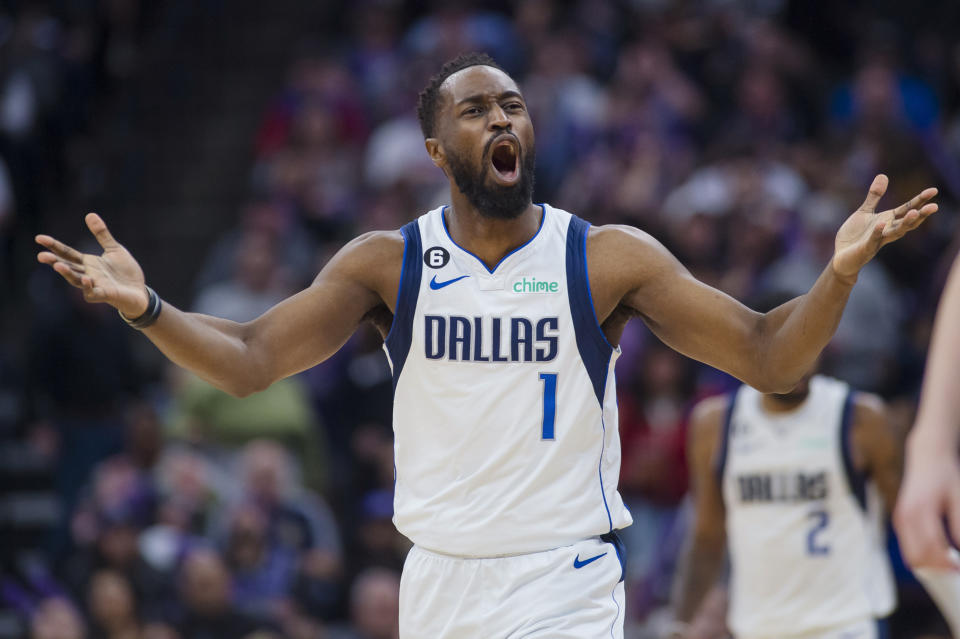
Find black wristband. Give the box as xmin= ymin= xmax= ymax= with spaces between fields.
xmin=119 ymin=286 xmax=162 ymax=329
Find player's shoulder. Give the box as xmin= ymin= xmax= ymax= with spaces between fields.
xmin=344 ymin=228 xmax=405 ymax=256
xmin=586 ymin=223 xmax=664 ymax=252
xmin=850 ymin=389 xmax=888 ymax=432
xmin=312 ymin=229 xmax=405 ymax=304
xmin=333 ymin=229 xmax=405 ymax=272
xmin=686 ymin=393 xmax=731 ymax=466
xmin=583 ymin=222 xmax=677 ymax=280
xmin=690 ymin=393 xmax=732 ymax=447
xmin=691 ymin=393 xmax=732 ymax=432
xmin=852 ymin=390 xmax=885 ymax=415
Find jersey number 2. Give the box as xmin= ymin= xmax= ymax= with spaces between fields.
xmin=539 ymin=373 xmax=557 ymax=440
xmin=806 ymin=509 xmax=830 ymax=555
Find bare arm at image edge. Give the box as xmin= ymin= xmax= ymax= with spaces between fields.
xmin=894 ymin=251 xmax=960 ymax=573
xmin=854 ymin=386 xmax=960 ymax=635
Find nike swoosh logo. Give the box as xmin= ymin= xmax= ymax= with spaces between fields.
xmin=573 ymin=552 xmax=607 ymax=569
xmin=429 ymin=274 xmax=470 ymax=290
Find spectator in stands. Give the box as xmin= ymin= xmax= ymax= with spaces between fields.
xmin=165 ymin=367 xmax=328 ymax=493
xmin=348 ymin=489 xmax=408 ymax=575
xmin=30 ymin=597 xmax=86 ymax=639
xmin=175 ymin=549 xmax=278 ymax=639
xmin=222 ymin=503 xmax=296 ymax=619
xmin=64 ymin=502 xmax=174 ymax=626
xmin=237 ymin=440 xmax=343 ymax=618
xmin=192 ymin=227 xmax=292 ymax=323
xmin=86 ymin=570 xmax=142 ymax=639
xmin=194 ymin=199 xmax=316 ymax=293
xmin=328 ymin=568 xmax=400 ymax=639
xmin=152 ymin=447 xmax=223 ymax=539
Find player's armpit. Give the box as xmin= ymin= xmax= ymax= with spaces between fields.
xmin=851 ymin=393 xmax=903 ymax=515
xmin=672 ymin=395 xmax=729 ymax=625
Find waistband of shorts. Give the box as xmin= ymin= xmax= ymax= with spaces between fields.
xmin=413 ymin=532 xmax=619 ymax=561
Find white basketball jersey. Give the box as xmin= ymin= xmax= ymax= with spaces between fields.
xmin=718 ymin=376 xmax=896 ymax=638
xmin=383 ymin=204 xmax=633 ymax=557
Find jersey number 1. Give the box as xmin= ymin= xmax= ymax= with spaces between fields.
xmin=539 ymin=373 xmax=557 ymax=440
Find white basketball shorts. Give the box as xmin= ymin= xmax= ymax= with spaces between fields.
xmin=399 ymin=534 xmax=626 ymax=638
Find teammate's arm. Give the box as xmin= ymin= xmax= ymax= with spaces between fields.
xmin=593 ymin=175 xmax=937 ymax=393
xmin=850 ymin=393 xmax=903 ymax=514
xmin=671 ymin=395 xmax=728 ymax=634
xmin=895 ymin=251 xmax=960 ymax=571
xmin=36 ymin=213 xmax=401 ymax=397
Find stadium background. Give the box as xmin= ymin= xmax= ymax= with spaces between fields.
xmin=0 ymin=0 xmax=958 ymax=637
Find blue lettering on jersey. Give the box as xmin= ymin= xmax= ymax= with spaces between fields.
xmin=511 ymin=318 xmax=533 ymax=362
xmin=449 ymin=315 xmax=471 ymax=361
xmin=491 ymin=317 xmax=508 ymax=362
xmin=473 ymin=317 xmax=489 ymax=362
xmin=736 ymin=470 xmax=828 ymax=503
xmin=424 ymin=315 xmax=559 ymax=363
xmin=536 ymin=317 xmax=558 ymax=361
xmin=425 ymin=315 xmax=446 ymax=359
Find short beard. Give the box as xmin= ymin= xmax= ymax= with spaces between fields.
xmin=446 ymin=141 xmax=536 ymax=220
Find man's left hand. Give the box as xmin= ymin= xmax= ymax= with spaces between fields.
xmin=831 ymin=174 xmax=938 ymax=280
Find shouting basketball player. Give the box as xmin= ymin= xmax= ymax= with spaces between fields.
xmin=36 ymin=53 xmax=938 ymax=638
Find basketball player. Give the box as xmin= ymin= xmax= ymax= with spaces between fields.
xmin=36 ymin=53 xmax=938 ymax=638
xmin=671 ymin=365 xmax=901 ymax=639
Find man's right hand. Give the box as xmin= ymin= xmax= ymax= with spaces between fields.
xmin=36 ymin=213 xmax=149 ymax=318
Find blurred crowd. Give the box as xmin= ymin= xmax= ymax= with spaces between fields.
xmin=2 ymin=0 xmax=960 ymax=638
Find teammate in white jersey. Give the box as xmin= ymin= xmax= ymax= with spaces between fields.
xmin=671 ymin=371 xmax=901 ymax=639
xmin=36 ymin=52 xmax=939 ymax=638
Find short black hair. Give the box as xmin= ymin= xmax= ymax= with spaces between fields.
xmin=416 ymin=52 xmax=505 ymax=139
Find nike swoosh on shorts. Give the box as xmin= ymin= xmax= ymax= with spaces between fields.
xmin=573 ymin=552 xmax=607 ymax=569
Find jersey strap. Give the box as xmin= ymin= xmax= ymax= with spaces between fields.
xmin=714 ymin=390 xmax=738 ymax=485
xmin=564 ymin=215 xmax=613 ymax=406
xmin=385 ymin=219 xmax=423 ymax=387
xmin=839 ymin=390 xmax=867 ymax=511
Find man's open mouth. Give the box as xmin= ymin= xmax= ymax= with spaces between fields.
xmin=490 ymin=138 xmax=519 ymax=184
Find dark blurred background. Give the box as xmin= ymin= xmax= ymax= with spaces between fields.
xmin=1 ymin=0 xmax=958 ymax=637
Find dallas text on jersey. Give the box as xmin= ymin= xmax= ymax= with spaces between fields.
xmin=735 ymin=470 xmax=829 ymax=504
xmin=424 ymin=315 xmax=559 ymax=362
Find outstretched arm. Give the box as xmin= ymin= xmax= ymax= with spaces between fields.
xmin=671 ymin=395 xmax=728 ymax=634
xmin=895 ymin=251 xmax=960 ymax=571
xmin=37 ymin=214 xmax=401 ymax=397
xmin=592 ymin=175 xmax=937 ymax=392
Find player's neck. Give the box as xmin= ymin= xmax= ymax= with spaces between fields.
xmin=445 ymin=200 xmax=542 ymax=270
xmin=761 ymin=391 xmax=810 ymax=414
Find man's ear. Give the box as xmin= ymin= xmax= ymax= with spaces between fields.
xmin=425 ymin=138 xmax=445 ymax=169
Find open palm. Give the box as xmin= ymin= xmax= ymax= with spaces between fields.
xmin=36 ymin=213 xmax=149 ymax=317
xmin=832 ymin=175 xmax=938 ymax=279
